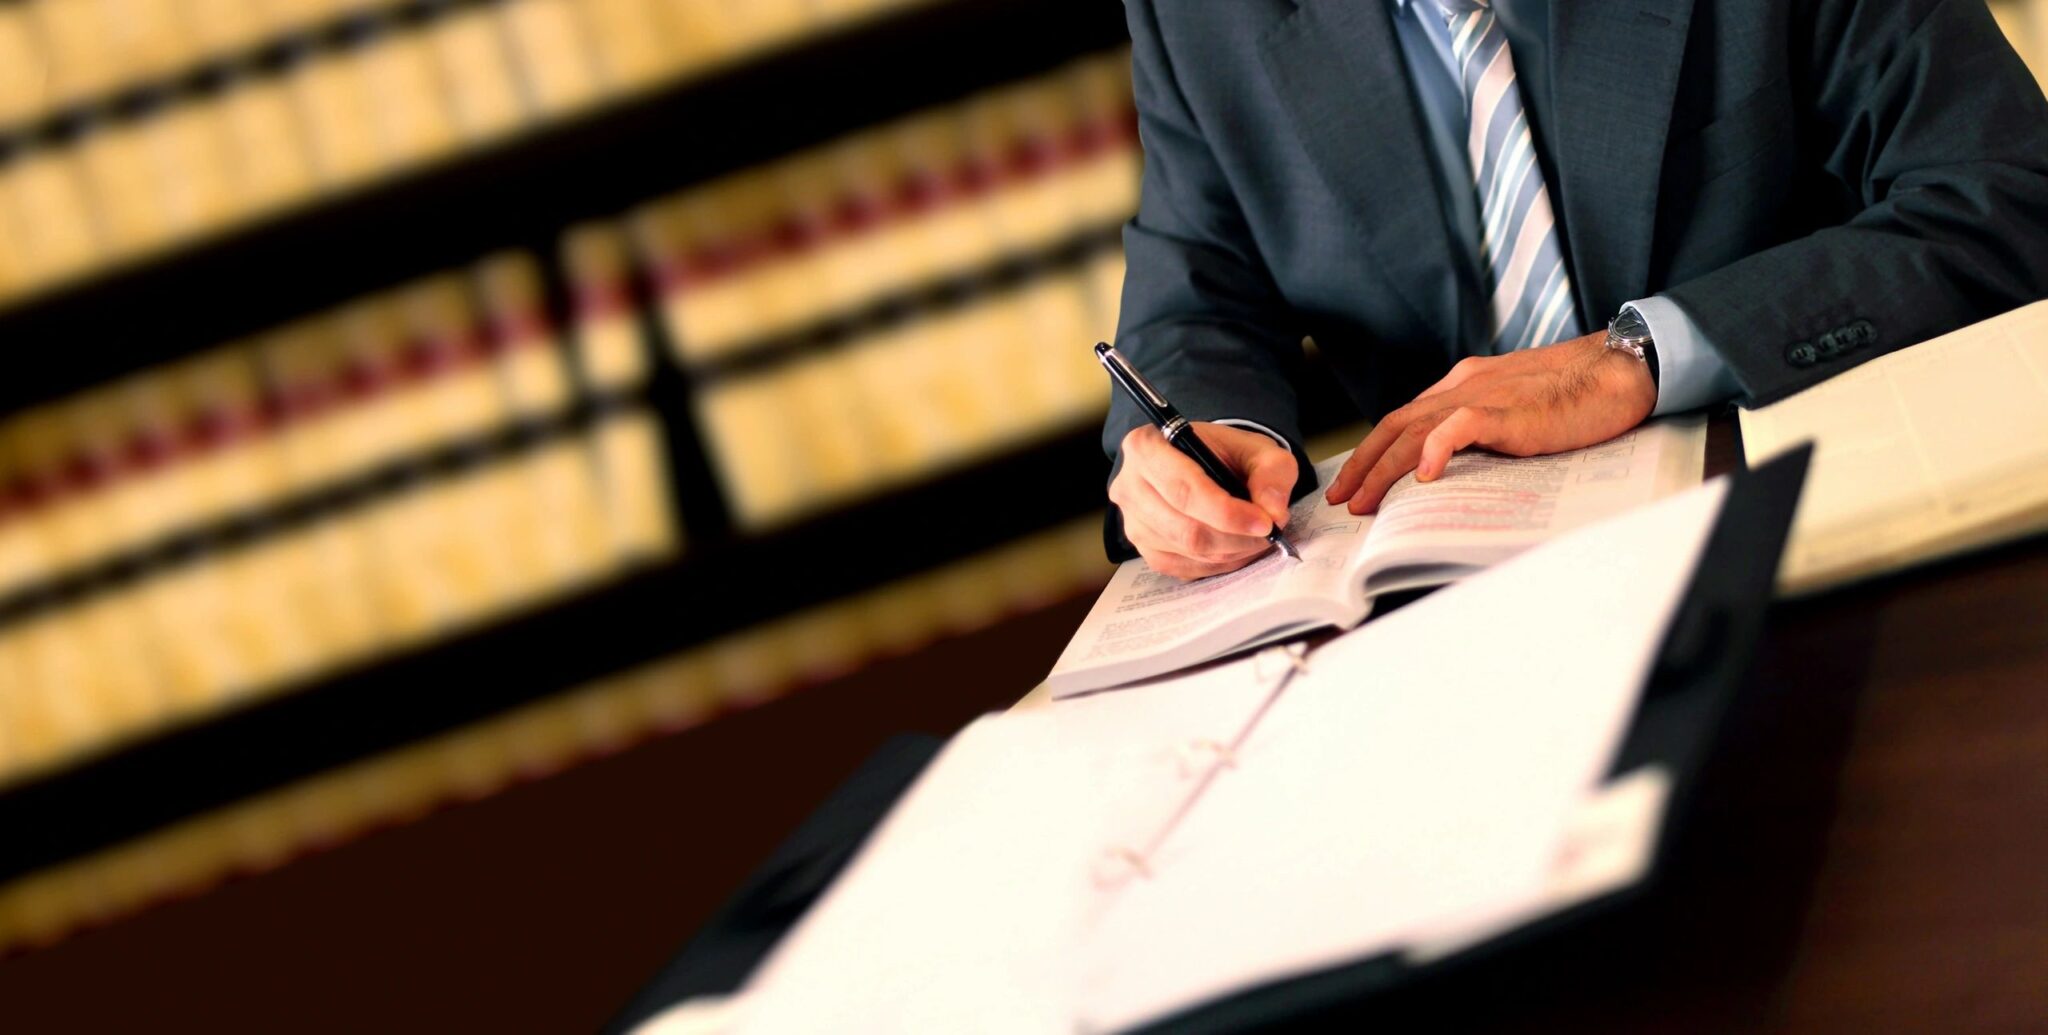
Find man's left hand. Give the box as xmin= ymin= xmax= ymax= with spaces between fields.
xmin=1326 ymin=330 xmax=1657 ymax=514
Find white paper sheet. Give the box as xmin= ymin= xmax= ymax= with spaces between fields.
xmin=733 ymin=657 xmax=1286 ymax=1034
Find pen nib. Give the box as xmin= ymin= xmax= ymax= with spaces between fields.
xmin=1274 ymin=535 xmax=1301 ymax=562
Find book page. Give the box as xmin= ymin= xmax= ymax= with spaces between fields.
xmin=1345 ymin=416 xmax=1704 ymax=593
xmin=1740 ymin=300 xmax=2048 ymax=593
xmin=1044 ymin=474 xmax=1373 ymax=698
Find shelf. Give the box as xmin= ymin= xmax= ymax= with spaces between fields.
xmin=0 ymin=422 xmax=1113 ymax=881
xmin=0 ymin=0 xmax=1131 ymax=416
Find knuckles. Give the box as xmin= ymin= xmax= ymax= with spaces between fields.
xmin=1169 ymin=519 xmax=1215 ymax=557
xmin=1160 ymin=476 xmax=1193 ymax=511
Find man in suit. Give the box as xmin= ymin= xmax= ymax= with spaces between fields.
xmin=1104 ymin=0 xmax=2048 ymax=576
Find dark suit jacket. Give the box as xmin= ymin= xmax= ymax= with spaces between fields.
xmin=1103 ymin=0 xmax=2048 ymax=559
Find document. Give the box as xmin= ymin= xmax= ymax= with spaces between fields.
xmin=1047 ymin=416 xmax=1705 ymax=697
xmin=730 ymin=656 xmax=1285 ymax=1034
xmin=732 ymin=476 xmax=1736 ymax=1034
xmin=1740 ymin=299 xmax=2048 ymax=593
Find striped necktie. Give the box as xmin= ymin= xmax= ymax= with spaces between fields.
xmin=1431 ymin=0 xmax=1582 ymax=353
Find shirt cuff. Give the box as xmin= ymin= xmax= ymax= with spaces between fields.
xmin=1626 ymin=295 xmax=1741 ymax=415
xmin=1210 ymin=418 xmax=1295 ymax=452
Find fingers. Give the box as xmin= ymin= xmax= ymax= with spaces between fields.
xmin=1327 ymin=407 xmax=1414 ymax=504
xmin=1346 ymin=412 xmax=1444 ymax=514
xmin=1112 ymin=464 xmax=1272 ymax=568
xmin=1124 ymin=518 xmax=1262 ymax=579
xmin=1122 ymin=504 xmax=1268 ymax=579
xmin=1126 ymin=427 xmax=1275 ymax=538
xmin=1189 ymin=422 xmax=1299 ymax=528
xmin=1417 ymin=406 xmax=1492 ymax=482
xmin=1334 ymin=353 xmax=1510 ymax=501
xmin=1231 ymin=440 xmax=1300 ymax=528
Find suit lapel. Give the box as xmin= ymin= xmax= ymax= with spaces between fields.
xmin=1548 ymin=0 xmax=1696 ymax=320
xmin=1257 ymin=0 xmax=1461 ymax=344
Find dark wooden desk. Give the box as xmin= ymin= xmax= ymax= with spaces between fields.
xmin=1719 ymin=524 xmax=2048 ymax=1032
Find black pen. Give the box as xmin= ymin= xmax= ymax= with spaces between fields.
xmin=1095 ymin=342 xmax=1300 ymax=561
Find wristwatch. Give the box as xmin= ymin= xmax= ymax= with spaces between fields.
xmin=1605 ymin=306 xmax=1661 ymax=390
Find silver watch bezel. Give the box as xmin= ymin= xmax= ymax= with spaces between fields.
xmin=1606 ymin=307 xmax=1653 ymax=361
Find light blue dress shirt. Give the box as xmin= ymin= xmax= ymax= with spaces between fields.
xmin=1386 ymin=0 xmax=1738 ymax=415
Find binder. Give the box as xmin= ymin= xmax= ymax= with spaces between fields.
xmin=1128 ymin=444 xmax=1813 ymax=1033
xmin=608 ymin=446 xmax=1813 ymax=1035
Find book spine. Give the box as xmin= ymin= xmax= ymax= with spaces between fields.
xmin=0 ymin=0 xmax=1013 ymax=307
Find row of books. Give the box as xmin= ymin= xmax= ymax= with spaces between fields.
xmin=0 ymin=407 xmax=675 ymax=787
xmin=627 ymin=48 xmax=1138 ymax=364
xmin=0 ymin=251 xmax=634 ymax=606
xmin=0 ymin=513 xmax=1113 ymax=956
xmin=622 ymin=51 xmax=1136 ymax=528
xmin=697 ymin=244 xmax=1123 ymax=529
xmin=0 ymin=0 xmax=937 ymax=305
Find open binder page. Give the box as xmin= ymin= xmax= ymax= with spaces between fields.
xmin=1077 ymin=478 xmax=1731 ymax=1032
xmin=732 ymin=714 xmax=1081 ymax=1035
xmin=733 ymin=656 xmax=1287 ymax=1035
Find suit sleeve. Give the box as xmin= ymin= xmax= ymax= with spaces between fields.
xmin=1663 ymin=0 xmax=2048 ymax=407
xmin=1103 ymin=0 xmax=1317 ymax=561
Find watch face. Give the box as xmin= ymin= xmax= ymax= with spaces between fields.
xmin=1612 ymin=308 xmax=1652 ymax=341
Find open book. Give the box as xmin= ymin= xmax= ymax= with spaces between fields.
xmin=1046 ymin=416 xmax=1706 ymax=697
xmin=1739 ymin=299 xmax=2048 ymax=595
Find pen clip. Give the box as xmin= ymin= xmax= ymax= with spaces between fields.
xmin=1095 ymin=342 xmax=1173 ymax=413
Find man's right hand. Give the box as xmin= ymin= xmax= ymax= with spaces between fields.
xmin=1109 ymin=422 xmax=1298 ymax=580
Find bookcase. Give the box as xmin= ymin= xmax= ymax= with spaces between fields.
xmin=0 ymin=0 xmax=1166 ymax=954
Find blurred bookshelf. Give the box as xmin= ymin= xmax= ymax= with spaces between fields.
xmin=15 ymin=0 xmax=2028 ymax=967
xmin=0 ymin=0 xmax=1160 ymax=955
xmin=1993 ymin=0 xmax=2048 ymax=97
